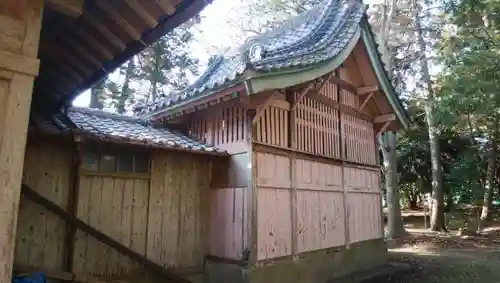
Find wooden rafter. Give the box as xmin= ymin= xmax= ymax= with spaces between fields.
xmin=96 ymin=1 xmax=142 ymax=41
xmin=61 ymin=37 xmax=102 ymax=69
xmin=74 ymin=28 xmax=115 ymax=61
xmin=124 ymin=0 xmax=159 ymax=28
xmin=46 ymin=0 xmax=84 ymax=18
xmin=155 ymin=0 xmax=177 ymax=15
xmin=83 ymin=13 xmax=127 ymax=51
xmin=359 ymin=91 xmax=375 ymax=111
xmin=357 ymin=85 xmax=379 ymax=95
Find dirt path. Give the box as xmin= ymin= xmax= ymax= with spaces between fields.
xmin=361 ymin=212 xmax=500 ymax=283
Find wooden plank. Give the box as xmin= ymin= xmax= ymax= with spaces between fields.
xmin=357 ymin=85 xmax=379 ymax=95
xmin=83 ymin=13 xmax=126 ymax=51
xmin=374 ymin=113 xmax=396 ymax=123
xmin=329 ymin=75 xmax=357 ymax=94
xmin=359 ymin=91 xmax=375 ymax=111
xmin=46 ymin=0 xmax=83 ymax=18
xmin=123 ymin=0 xmax=159 ymax=28
xmin=154 ymin=0 xmax=176 ymax=15
xmin=21 ymin=185 xmax=192 ymax=283
xmin=291 ymin=85 xmax=313 ymax=111
xmin=95 ymin=1 xmax=141 ymax=41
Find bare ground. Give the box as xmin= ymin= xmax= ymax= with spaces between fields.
xmin=362 ymin=209 xmax=500 ymax=283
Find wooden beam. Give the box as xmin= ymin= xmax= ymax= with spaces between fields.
xmin=374 ymin=113 xmax=396 ymax=124
xmin=252 ymin=93 xmax=276 ymax=125
xmin=61 ymin=37 xmax=102 ymax=69
xmin=357 ymin=85 xmax=379 ymax=95
xmin=291 ymin=83 xmax=315 ymax=111
xmin=95 ymin=1 xmax=142 ymax=41
xmin=155 ymin=0 xmax=176 ymax=15
xmin=21 ymin=184 xmax=192 ymax=283
xmin=46 ymin=0 xmax=84 ymax=18
xmin=124 ymin=0 xmax=159 ymax=28
xmin=307 ymin=91 xmax=374 ymax=121
xmin=359 ymin=91 xmax=375 ymax=111
xmin=74 ymin=28 xmax=115 ymax=61
xmin=329 ymin=75 xmax=357 ymax=94
xmin=83 ymin=13 xmax=127 ymax=51
xmin=377 ymin=121 xmax=392 ymax=137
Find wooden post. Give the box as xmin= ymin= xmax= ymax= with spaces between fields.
xmin=0 ymin=1 xmax=43 ymax=283
xmin=336 ymin=70 xmax=350 ymax=248
xmin=288 ymin=90 xmax=298 ymax=259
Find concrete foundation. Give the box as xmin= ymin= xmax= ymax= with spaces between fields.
xmin=205 ymin=239 xmax=388 ymax=283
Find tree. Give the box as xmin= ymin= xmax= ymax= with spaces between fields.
xmin=108 ymin=59 xmax=137 ymax=114
xmin=89 ymin=78 xmax=106 ymax=109
xmin=137 ymin=18 xmax=200 ymax=102
xmin=437 ymin=0 xmax=500 ymax=222
xmin=369 ymin=0 xmax=407 ymax=238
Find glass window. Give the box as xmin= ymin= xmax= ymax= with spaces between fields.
xmin=82 ymin=150 xmax=100 ymax=171
xmin=117 ymin=153 xmax=134 ymax=172
xmin=134 ymin=154 xmax=150 ymax=173
xmin=100 ymin=154 xmax=116 ymax=172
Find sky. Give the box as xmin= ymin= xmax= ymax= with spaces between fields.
xmin=73 ymin=0 xmax=383 ymax=108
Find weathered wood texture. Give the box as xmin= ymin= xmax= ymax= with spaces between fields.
xmin=189 ymin=106 xmax=248 ymax=154
xmin=73 ymin=175 xmax=149 ymax=277
xmin=209 ymin=187 xmax=247 ymax=260
xmin=15 ymin=141 xmax=214 ymax=278
xmin=251 ymin=68 xmax=383 ymax=261
xmin=147 ymin=150 xmax=211 ymax=271
xmin=254 ymin=151 xmax=382 ymax=260
xmin=0 ymin=1 xmax=43 ymax=282
xmin=15 ymin=139 xmax=72 ymax=271
xmin=253 ymin=76 xmax=376 ymax=165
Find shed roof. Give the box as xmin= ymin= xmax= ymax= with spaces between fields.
xmin=136 ymin=0 xmax=409 ymax=128
xmin=31 ymin=107 xmax=225 ymax=156
xmin=34 ymin=0 xmax=212 ymax=113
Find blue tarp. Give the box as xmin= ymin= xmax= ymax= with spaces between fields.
xmin=12 ymin=273 xmax=46 ymax=283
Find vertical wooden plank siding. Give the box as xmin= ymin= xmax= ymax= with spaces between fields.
xmin=15 ymin=139 xmax=72 ymax=271
xmin=252 ymin=70 xmax=384 ymax=261
xmin=72 ymin=175 xmax=149 ymax=277
xmin=147 ymin=150 xmax=211 ymax=270
xmin=189 ymin=106 xmax=248 ymax=154
xmin=254 ymin=106 xmax=289 ymax=148
xmin=209 ymin=187 xmax=247 ymax=260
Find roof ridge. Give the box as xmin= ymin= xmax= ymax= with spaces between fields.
xmin=69 ymin=107 xmax=148 ymax=124
xmin=137 ymin=0 xmax=367 ymax=117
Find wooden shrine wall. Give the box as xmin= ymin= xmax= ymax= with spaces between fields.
xmin=15 ymin=138 xmax=72 ymax=271
xmin=188 ymin=106 xmax=251 ymax=260
xmin=252 ymin=70 xmax=383 ymax=261
xmin=15 ymin=139 xmax=214 ymax=278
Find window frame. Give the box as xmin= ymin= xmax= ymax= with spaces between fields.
xmin=79 ymin=143 xmax=151 ymax=178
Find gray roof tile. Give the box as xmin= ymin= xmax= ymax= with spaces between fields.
xmin=137 ymin=0 xmax=365 ymax=116
xmin=34 ymin=107 xmax=226 ymax=155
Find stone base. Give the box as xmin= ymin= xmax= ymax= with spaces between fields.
xmin=206 ymin=239 xmax=388 ymax=283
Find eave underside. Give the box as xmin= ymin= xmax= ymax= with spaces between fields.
xmin=32 ymin=0 xmax=210 ymax=114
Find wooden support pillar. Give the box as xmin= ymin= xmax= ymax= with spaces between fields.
xmin=0 ymin=1 xmax=43 ymax=283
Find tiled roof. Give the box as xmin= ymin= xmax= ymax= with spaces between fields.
xmin=137 ymin=0 xmax=365 ymax=116
xmin=32 ymin=107 xmax=226 ymax=155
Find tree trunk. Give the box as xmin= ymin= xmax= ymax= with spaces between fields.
xmin=481 ymin=136 xmax=496 ymax=221
xmin=90 ymin=79 xmax=105 ymax=109
xmin=116 ymin=59 xmax=135 ymax=113
xmin=414 ymin=2 xmax=446 ymax=232
xmin=381 ymin=132 xmax=406 ymax=238
xmin=424 ymin=102 xmax=446 ymax=231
